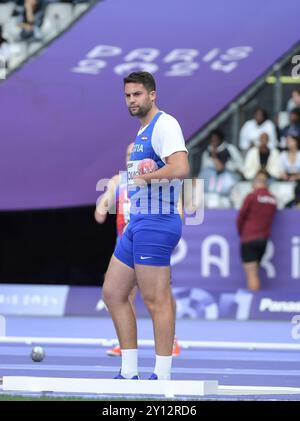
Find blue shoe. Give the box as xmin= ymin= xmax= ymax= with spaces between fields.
xmin=114 ymin=370 xmax=139 ymax=379
xmin=148 ymin=373 xmax=158 ymax=380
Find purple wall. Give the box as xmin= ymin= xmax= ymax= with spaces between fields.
xmin=65 ymin=209 xmax=300 ymax=320
xmin=172 ymin=209 xmax=300 ymax=291
xmin=1 ymin=210 xmax=299 ymax=320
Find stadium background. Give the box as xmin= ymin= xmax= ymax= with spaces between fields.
xmin=0 ymin=0 xmax=300 ymax=321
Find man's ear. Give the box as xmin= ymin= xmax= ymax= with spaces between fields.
xmin=150 ymin=90 xmax=156 ymax=102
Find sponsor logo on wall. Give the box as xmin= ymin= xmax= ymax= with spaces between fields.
xmin=0 ymin=285 xmax=69 ymax=316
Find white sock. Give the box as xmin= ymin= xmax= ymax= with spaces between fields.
xmin=154 ymin=355 xmax=172 ymax=380
xmin=121 ymin=349 xmax=138 ymax=378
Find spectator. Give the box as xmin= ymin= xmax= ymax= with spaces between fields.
xmin=286 ymin=88 xmax=300 ymax=112
xmin=285 ymin=182 xmax=300 ymax=208
xmin=243 ymin=132 xmax=281 ymax=180
xmin=279 ymin=135 xmax=300 ymax=181
xmin=199 ymin=129 xmax=243 ymax=195
xmin=280 ymin=108 xmax=300 ymax=149
xmin=237 ymin=170 xmax=277 ymax=291
xmin=0 ymin=25 xmax=23 ymax=70
xmin=0 ymin=26 xmax=9 ymax=67
xmin=20 ymin=0 xmax=44 ymax=40
xmin=239 ymin=107 xmax=278 ymax=152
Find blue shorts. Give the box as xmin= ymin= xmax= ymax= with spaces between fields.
xmin=114 ymin=214 xmax=182 ymax=268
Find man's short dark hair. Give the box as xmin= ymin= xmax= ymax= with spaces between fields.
xmin=255 ymin=107 xmax=269 ymax=121
xmin=123 ymin=72 xmax=156 ymax=92
xmin=255 ymin=169 xmax=269 ymax=180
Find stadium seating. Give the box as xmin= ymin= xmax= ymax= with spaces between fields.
xmin=0 ymin=2 xmax=15 ymax=26
xmin=0 ymin=0 xmax=93 ymax=71
xmin=269 ymin=181 xmax=296 ymax=209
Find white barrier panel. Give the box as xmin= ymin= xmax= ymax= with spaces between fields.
xmin=3 ymin=377 xmax=218 ymax=397
xmin=0 ymin=315 xmax=5 ymax=337
xmin=0 ymin=315 xmax=5 ymax=384
xmin=218 ymin=385 xmax=300 ymax=396
xmin=1 ymin=336 xmax=300 ymax=351
xmin=4 ymin=377 xmax=300 ymax=398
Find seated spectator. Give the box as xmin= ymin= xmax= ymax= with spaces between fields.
xmin=236 ymin=170 xmax=277 ymax=291
xmin=199 ymin=129 xmax=243 ymax=195
xmin=279 ymin=135 xmax=300 ymax=181
xmin=0 ymin=26 xmax=9 ymax=68
xmin=285 ymin=182 xmax=300 ymax=208
xmin=243 ymin=132 xmax=281 ymax=180
xmin=280 ymin=108 xmax=300 ymax=149
xmin=20 ymin=0 xmax=44 ymax=40
xmin=239 ymin=107 xmax=278 ymax=152
xmin=286 ymin=88 xmax=300 ymax=112
xmin=0 ymin=25 xmax=24 ymax=70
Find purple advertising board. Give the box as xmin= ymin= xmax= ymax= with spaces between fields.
xmin=0 ymin=0 xmax=299 ymax=209
xmin=1 ymin=210 xmax=298 ymax=320
xmin=172 ymin=209 xmax=300 ymax=291
xmin=63 ymin=210 xmax=300 ymax=320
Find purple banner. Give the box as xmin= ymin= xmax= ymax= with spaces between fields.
xmin=0 ymin=0 xmax=299 ymax=209
xmin=0 ymin=210 xmax=299 ymax=319
xmin=172 ymin=209 xmax=300 ymax=291
xmin=0 ymin=285 xmax=68 ymax=316
xmin=64 ymin=209 xmax=300 ymax=320
xmin=64 ymin=287 xmax=300 ymax=321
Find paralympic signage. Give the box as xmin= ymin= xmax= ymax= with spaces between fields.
xmin=72 ymin=45 xmax=253 ymax=77
xmin=0 ymin=210 xmax=299 ymax=320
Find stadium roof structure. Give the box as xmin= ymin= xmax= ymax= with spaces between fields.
xmin=1 ymin=0 xmax=299 ymax=209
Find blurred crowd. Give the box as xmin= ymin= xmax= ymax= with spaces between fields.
xmin=196 ymin=88 xmax=300 ymax=209
xmin=1 ymin=2 xmax=300 ymax=211
xmin=0 ymin=0 xmax=92 ymax=69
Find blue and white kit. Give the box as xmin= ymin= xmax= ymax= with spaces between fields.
xmin=114 ymin=111 xmax=187 ymax=268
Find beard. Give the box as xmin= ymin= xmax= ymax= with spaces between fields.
xmin=129 ymin=102 xmax=152 ymax=118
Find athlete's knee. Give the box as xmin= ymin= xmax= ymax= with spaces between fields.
xmin=102 ymin=282 xmax=115 ymax=307
xmin=102 ymin=279 xmax=132 ymax=307
xmin=142 ymin=290 xmax=172 ymax=314
xmin=102 ymin=280 xmax=121 ymax=306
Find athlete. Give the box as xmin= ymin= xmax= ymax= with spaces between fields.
xmin=95 ymin=144 xmax=181 ymax=358
xmin=102 ymin=71 xmax=189 ymax=380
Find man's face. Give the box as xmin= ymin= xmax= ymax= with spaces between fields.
xmin=292 ymin=91 xmax=300 ymax=105
xmin=255 ymin=110 xmax=264 ymax=124
xmin=210 ymin=134 xmax=221 ymax=148
xmin=290 ymin=112 xmax=300 ymax=124
xmin=252 ymin=175 xmax=267 ymax=189
xmin=124 ymin=83 xmax=155 ymax=118
xmin=287 ymin=136 xmax=298 ymax=150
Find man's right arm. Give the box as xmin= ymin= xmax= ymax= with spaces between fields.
xmin=95 ymin=174 xmax=119 ymax=223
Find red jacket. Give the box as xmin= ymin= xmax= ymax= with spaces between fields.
xmin=237 ymin=187 xmax=277 ymax=243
